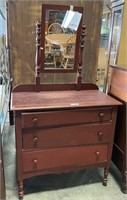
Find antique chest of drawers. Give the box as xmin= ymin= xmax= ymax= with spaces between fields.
xmin=11 ymin=89 xmax=121 ymax=199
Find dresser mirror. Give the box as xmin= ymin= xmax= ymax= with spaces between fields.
xmin=40 ymin=4 xmax=83 ymax=73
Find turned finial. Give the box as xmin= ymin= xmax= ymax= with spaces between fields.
xmin=35 ymin=21 xmax=41 ymax=72
xmin=77 ymin=24 xmax=87 ymax=90
xmin=35 ymin=21 xmax=41 ymax=92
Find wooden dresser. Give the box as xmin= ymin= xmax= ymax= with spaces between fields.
xmin=109 ymin=65 xmax=127 ymax=193
xmin=10 ymin=6 xmax=122 ymax=198
xmin=11 ymin=87 xmax=121 ymax=199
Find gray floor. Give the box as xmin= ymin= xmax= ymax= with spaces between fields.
xmin=2 ymin=116 xmax=127 ymax=200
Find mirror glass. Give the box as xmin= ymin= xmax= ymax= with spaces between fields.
xmin=109 ymin=5 xmax=124 ymax=65
xmin=40 ymin=4 xmax=83 ymax=72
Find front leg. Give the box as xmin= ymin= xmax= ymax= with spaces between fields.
xmin=18 ymin=181 xmax=24 ymax=199
xmin=103 ymin=167 xmax=108 ymax=186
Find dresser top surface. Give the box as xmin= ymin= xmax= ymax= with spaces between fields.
xmin=11 ymin=90 xmax=121 ymax=111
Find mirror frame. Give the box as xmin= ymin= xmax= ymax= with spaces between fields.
xmin=40 ymin=4 xmax=83 ymax=73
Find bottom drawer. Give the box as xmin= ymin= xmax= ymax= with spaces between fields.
xmin=23 ymin=145 xmax=108 ymax=173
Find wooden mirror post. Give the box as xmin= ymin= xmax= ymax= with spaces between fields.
xmin=76 ymin=24 xmax=87 ymax=91
xmin=35 ymin=21 xmax=41 ymax=92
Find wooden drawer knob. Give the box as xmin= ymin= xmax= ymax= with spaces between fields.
xmin=32 ymin=117 xmax=38 ymax=125
xmin=99 ymin=112 xmax=104 ymax=119
xmin=33 ymin=136 xmax=38 ymax=147
xmin=95 ymin=151 xmax=100 ymax=159
xmin=33 ymin=159 xmax=38 ymax=166
xmin=33 ymin=136 xmax=38 ymax=143
xmin=96 ymin=151 xmax=100 ymax=156
xmin=98 ymin=131 xmax=103 ymax=138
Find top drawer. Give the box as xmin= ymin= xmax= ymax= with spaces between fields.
xmin=21 ymin=107 xmax=113 ymax=128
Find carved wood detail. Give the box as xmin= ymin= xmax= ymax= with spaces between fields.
xmin=35 ymin=21 xmax=41 ymax=92
xmin=76 ymin=24 xmax=87 ymax=90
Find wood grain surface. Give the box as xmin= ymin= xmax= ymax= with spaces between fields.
xmin=11 ymin=90 xmax=121 ymax=111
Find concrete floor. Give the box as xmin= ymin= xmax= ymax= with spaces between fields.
xmin=2 ymin=117 xmax=127 ymax=200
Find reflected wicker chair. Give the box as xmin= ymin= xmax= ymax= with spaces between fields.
xmin=46 ymin=23 xmax=64 ymax=67
xmin=61 ymin=35 xmax=76 ymax=69
xmin=44 ymin=43 xmax=56 ymax=68
xmin=48 ymin=22 xmax=65 ymax=34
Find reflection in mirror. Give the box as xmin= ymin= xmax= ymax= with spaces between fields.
xmin=40 ymin=4 xmax=83 ymax=72
xmin=109 ymin=6 xmax=123 ymax=65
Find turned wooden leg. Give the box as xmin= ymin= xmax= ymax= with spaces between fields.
xmin=18 ymin=181 xmax=24 ymax=199
xmin=103 ymin=167 xmax=108 ymax=186
xmin=121 ymin=170 xmax=127 ymax=193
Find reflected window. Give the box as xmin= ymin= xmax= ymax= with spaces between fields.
xmin=100 ymin=15 xmax=110 ymax=48
xmin=109 ymin=7 xmax=123 ymax=64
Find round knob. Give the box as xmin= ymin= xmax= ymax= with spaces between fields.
xmin=96 ymin=151 xmax=100 ymax=156
xmin=95 ymin=151 xmax=100 ymax=160
xmin=33 ymin=136 xmax=38 ymax=142
xmin=99 ymin=112 xmax=104 ymax=119
xmin=33 ymin=136 xmax=38 ymax=147
xmin=33 ymin=159 xmax=38 ymax=164
xmin=32 ymin=117 xmax=38 ymax=125
xmin=98 ymin=131 xmax=103 ymax=137
xmin=33 ymin=159 xmax=38 ymax=167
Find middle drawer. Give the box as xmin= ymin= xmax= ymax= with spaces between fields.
xmin=22 ymin=123 xmax=113 ymax=150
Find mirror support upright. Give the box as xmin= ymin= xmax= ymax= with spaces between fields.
xmin=76 ymin=24 xmax=87 ymax=91
xmin=35 ymin=21 xmax=41 ymax=92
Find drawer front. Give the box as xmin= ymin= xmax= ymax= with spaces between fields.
xmin=23 ymin=124 xmax=113 ymax=150
xmin=23 ymin=145 xmax=108 ymax=173
xmin=21 ymin=107 xmax=112 ymax=128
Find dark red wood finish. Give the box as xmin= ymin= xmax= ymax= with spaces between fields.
xmin=109 ymin=65 xmax=127 ymax=193
xmin=21 ymin=107 xmax=113 ymax=128
xmin=23 ymin=145 xmax=108 ymax=173
xmin=22 ymin=123 xmax=113 ymax=150
xmin=11 ymin=88 xmax=121 ymax=199
xmin=10 ymin=11 xmax=122 ymax=199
